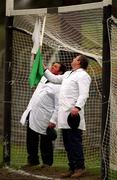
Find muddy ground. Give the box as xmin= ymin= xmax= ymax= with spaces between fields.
xmin=0 ymin=165 xmax=101 ymax=180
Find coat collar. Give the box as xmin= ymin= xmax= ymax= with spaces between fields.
xmin=72 ymin=68 xmax=84 ymax=72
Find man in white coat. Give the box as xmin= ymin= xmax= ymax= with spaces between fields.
xmin=44 ymin=55 xmax=91 ymax=178
xmin=20 ymin=62 xmax=66 ymax=167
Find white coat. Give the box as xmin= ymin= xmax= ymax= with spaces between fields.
xmin=20 ymin=76 xmax=60 ymax=134
xmin=45 ymin=68 xmax=91 ymax=130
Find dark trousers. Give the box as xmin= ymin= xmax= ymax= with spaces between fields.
xmin=27 ymin=125 xmax=53 ymax=166
xmin=62 ymin=129 xmax=85 ymax=171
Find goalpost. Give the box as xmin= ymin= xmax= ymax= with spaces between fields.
xmin=3 ymin=0 xmax=117 ymax=179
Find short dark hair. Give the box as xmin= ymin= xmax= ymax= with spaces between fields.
xmin=59 ymin=63 xmax=66 ymax=74
xmin=52 ymin=62 xmax=66 ymax=74
xmin=79 ymin=55 xmax=89 ymax=70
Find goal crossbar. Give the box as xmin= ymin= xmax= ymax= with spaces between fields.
xmin=6 ymin=0 xmax=112 ymax=16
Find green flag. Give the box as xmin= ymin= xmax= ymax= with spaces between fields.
xmin=28 ymin=49 xmax=44 ymax=88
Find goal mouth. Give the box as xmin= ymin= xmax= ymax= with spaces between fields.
xmin=4 ymin=1 xmax=117 ymax=180
xmin=5 ymin=3 xmax=103 ymax=169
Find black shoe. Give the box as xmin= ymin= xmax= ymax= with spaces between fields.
xmin=21 ymin=163 xmax=39 ymax=170
xmin=71 ymin=168 xmax=85 ymax=178
xmin=60 ymin=170 xmax=74 ymax=178
xmin=41 ymin=164 xmax=51 ymax=169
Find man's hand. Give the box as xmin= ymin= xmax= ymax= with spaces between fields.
xmin=48 ymin=122 xmax=56 ymax=128
xmin=70 ymin=107 xmax=80 ymax=116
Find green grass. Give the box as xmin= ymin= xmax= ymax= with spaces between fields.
xmin=1 ymin=142 xmax=117 ymax=179
xmin=9 ymin=145 xmax=100 ymax=172
xmin=0 ymin=143 xmax=101 ymax=168
xmin=0 ymin=142 xmax=3 ymax=165
xmin=8 ymin=146 xmax=117 ymax=179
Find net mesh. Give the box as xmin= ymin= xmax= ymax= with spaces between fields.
xmin=4 ymin=4 xmax=117 ymax=179
xmin=102 ymin=16 xmax=117 ymax=179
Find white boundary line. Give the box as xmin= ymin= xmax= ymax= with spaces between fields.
xmin=5 ymin=166 xmax=61 ymax=180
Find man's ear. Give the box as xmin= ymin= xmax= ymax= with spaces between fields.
xmin=77 ymin=60 xmax=81 ymax=67
xmin=78 ymin=59 xmax=80 ymax=64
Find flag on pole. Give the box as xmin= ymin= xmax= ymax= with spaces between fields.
xmin=28 ymin=49 xmax=44 ymax=88
xmin=29 ymin=16 xmax=46 ymax=88
xmin=30 ymin=18 xmax=41 ymax=69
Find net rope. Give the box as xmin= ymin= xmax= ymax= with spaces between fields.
xmin=101 ymin=16 xmax=117 ymax=179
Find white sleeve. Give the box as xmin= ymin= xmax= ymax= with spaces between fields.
xmin=44 ymin=69 xmax=64 ymax=84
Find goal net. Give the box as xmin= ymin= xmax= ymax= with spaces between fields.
xmin=101 ymin=16 xmax=117 ymax=179
xmin=10 ymin=5 xmax=102 ymax=168
xmin=4 ymin=1 xmax=117 ymax=179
